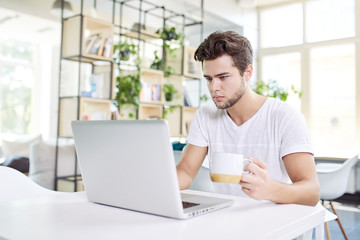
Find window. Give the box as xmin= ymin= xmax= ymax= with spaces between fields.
xmin=0 ymin=39 xmax=37 ymax=134
xmin=261 ymin=53 xmax=301 ymax=110
xmin=259 ymin=0 xmax=359 ymax=157
xmin=260 ymin=3 xmax=303 ymax=48
xmin=305 ymin=0 xmax=355 ymax=42
xmin=0 ymin=7 xmax=60 ymax=139
xmin=310 ymin=44 xmax=356 ymax=156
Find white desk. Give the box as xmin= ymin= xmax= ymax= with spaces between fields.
xmin=0 ymin=166 xmax=326 ymax=240
xmin=0 ymin=190 xmax=326 ymax=240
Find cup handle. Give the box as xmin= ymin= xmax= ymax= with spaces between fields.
xmin=244 ymin=159 xmax=252 ymax=174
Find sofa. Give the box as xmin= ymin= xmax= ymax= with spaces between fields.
xmin=0 ymin=134 xmax=76 ymax=190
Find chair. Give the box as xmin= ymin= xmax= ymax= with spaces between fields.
xmin=316 ymin=154 xmax=359 ymax=240
xmin=173 ymin=150 xmax=214 ymax=192
xmin=0 ymin=166 xmax=59 ymax=202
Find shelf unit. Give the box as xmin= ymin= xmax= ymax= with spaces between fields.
xmin=62 ymin=16 xmax=114 ymax=62
xmin=55 ymin=8 xmax=115 ymax=191
xmin=115 ymin=0 xmax=204 ymax=138
xmin=55 ymin=0 xmax=204 ymax=191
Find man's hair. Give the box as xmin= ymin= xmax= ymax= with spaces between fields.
xmin=194 ymin=31 xmax=253 ymax=76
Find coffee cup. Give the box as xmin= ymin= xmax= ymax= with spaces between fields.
xmin=210 ymin=152 xmax=251 ymax=184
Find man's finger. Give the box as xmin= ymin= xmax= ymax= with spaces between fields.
xmin=240 ymin=171 xmax=256 ymax=183
xmin=247 ymin=156 xmax=267 ymax=169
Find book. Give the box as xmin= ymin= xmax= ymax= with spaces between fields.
xmin=84 ymin=34 xmax=99 ymax=54
xmin=102 ymin=38 xmax=113 ymax=58
xmin=89 ymin=36 xmax=104 ymax=55
xmin=183 ymin=85 xmax=193 ymax=107
xmin=97 ymin=37 xmax=106 ymax=56
xmin=140 ymin=83 xmax=161 ymax=102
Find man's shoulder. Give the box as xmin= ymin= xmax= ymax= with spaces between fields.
xmin=265 ymin=98 xmax=298 ymax=115
xmin=264 ymin=98 xmax=304 ymax=125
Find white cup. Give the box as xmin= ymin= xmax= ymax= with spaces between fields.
xmin=210 ymin=152 xmax=252 ymax=184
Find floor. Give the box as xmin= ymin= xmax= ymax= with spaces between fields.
xmin=321 ymin=193 xmax=360 ymax=240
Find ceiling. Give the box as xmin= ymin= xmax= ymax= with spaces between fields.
xmin=0 ymin=0 xmax=292 ymax=45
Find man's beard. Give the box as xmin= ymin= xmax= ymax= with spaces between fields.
xmin=213 ymin=79 xmax=247 ymax=109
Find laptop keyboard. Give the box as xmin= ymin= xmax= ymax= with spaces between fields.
xmin=182 ymin=201 xmax=200 ymax=209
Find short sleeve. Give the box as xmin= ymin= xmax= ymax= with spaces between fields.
xmin=279 ymin=109 xmax=314 ymax=158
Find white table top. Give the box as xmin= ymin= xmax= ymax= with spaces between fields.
xmin=0 ymin=189 xmax=325 ymax=240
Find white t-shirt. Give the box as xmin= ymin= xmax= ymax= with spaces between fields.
xmin=187 ymin=98 xmax=313 ymax=196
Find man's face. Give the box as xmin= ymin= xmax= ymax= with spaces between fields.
xmin=203 ymin=55 xmax=246 ymax=109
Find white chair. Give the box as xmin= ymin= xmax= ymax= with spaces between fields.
xmin=316 ymin=154 xmax=359 ymax=240
xmin=0 ymin=166 xmax=59 ymax=202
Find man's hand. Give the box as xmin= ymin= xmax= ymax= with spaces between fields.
xmin=240 ymin=153 xmax=320 ymax=206
xmin=240 ymin=157 xmax=275 ymax=201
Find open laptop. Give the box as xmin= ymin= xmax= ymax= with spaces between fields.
xmin=71 ymin=120 xmax=234 ymax=219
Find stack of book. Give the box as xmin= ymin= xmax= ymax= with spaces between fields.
xmin=140 ymin=83 xmax=161 ymax=102
xmin=84 ymin=34 xmax=112 ymax=58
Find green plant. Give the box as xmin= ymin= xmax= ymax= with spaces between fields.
xmin=113 ymin=73 xmax=142 ymax=109
xmin=200 ymin=94 xmax=209 ymax=102
xmin=113 ymin=38 xmax=137 ymax=62
xmin=252 ymin=79 xmax=302 ymax=101
xmin=150 ymin=50 xmax=162 ymax=70
xmin=156 ymin=25 xmax=182 ymax=41
xmin=162 ymin=104 xmax=181 ymax=119
xmin=156 ymin=25 xmax=183 ymax=60
xmin=150 ymin=51 xmax=175 ymax=77
xmin=163 ymin=83 xmax=178 ymax=102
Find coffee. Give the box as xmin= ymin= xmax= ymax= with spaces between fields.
xmin=210 ymin=173 xmax=242 ymax=184
xmin=210 ymin=152 xmax=251 ymax=184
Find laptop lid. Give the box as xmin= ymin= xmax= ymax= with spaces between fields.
xmin=71 ymin=120 xmax=233 ymax=219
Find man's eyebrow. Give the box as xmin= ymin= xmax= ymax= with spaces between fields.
xmin=203 ymin=72 xmax=230 ymax=78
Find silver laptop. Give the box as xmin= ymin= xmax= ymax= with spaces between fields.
xmin=71 ymin=120 xmax=233 ymax=219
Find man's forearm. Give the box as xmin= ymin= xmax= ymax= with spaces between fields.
xmin=176 ymin=167 xmax=193 ymax=190
xmin=267 ymin=180 xmax=320 ymax=206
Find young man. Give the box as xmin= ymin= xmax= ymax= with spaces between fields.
xmin=176 ymin=31 xmax=320 ymax=206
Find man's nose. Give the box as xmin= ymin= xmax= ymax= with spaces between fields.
xmin=210 ymin=78 xmax=221 ymax=92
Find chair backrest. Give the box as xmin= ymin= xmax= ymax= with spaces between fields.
xmin=0 ymin=166 xmax=57 ymax=202
xmin=173 ymin=150 xmax=214 ymax=192
xmin=317 ymin=155 xmax=358 ymax=200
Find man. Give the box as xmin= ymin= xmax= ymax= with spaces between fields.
xmin=176 ymin=31 xmax=320 ymax=206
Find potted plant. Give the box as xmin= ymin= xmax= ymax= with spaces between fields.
xmin=156 ymin=25 xmax=182 ymax=41
xmin=252 ymin=79 xmax=302 ymax=101
xmin=113 ymin=38 xmax=137 ymax=62
xmin=156 ymin=25 xmax=183 ymax=59
xmin=163 ymin=83 xmax=178 ymax=102
xmin=150 ymin=50 xmax=175 ymax=77
xmin=150 ymin=50 xmax=162 ymax=70
xmin=162 ymin=104 xmax=181 ymax=119
xmin=113 ymin=73 xmax=142 ymax=119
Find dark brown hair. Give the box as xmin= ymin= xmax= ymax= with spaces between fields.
xmin=194 ymin=31 xmax=253 ymax=76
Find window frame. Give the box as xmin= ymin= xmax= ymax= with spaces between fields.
xmin=257 ymin=0 xmax=360 ymax=158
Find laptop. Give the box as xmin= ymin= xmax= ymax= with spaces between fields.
xmin=71 ymin=120 xmax=234 ymax=219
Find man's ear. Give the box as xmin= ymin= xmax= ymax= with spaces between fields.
xmin=244 ymin=64 xmax=253 ymax=80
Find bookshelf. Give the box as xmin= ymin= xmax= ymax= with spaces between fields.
xmin=139 ymin=69 xmax=164 ymax=104
xmin=62 ymin=16 xmax=114 ymax=62
xmin=55 ymin=13 xmax=115 ymax=191
xmin=182 ymin=107 xmax=198 ymax=136
xmin=183 ymin=46 xmax=202 ymax=79
xmin=55 ymin=0 xmax=204 ymax=191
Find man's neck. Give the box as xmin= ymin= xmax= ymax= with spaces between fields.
xmin=226 ymin=90 xmax=267 ymax=126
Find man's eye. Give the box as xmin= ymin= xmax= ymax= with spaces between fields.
xmin=206 ymin=77 xmax=212 ymax=81
xmin=220 ymin=76 xmax=228 ymax=80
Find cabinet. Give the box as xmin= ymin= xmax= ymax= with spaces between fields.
xmin=55 ymin=13 xmax=115 ymax=191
